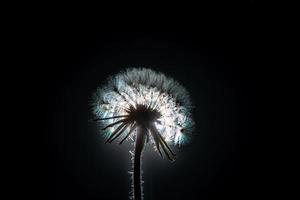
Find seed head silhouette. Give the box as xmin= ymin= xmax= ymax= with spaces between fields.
xmin=91 ymin=68 xmax=194 ymax=200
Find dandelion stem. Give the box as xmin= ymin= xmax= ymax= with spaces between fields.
xmin=133 ymin=125 xmax=145 ymax=200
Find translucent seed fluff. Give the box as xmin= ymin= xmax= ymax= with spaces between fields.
xmin=91 ymin=68 xmax=194 ymax=146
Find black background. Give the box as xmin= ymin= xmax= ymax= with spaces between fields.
xmin=36 ymin=3 xmax=268 ymax=199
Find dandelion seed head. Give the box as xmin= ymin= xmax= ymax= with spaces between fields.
xmin=92 ymin=68 xmax=194 ymax=145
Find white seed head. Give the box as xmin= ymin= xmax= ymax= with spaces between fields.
xmin=92 ymin=68 xmax=194 ymax=145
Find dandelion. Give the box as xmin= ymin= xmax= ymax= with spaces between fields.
xmin=91 ymin=68 xmax=194 ymax=200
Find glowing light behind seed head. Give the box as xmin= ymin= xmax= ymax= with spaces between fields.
xmin=92 ymin=68 xmax=194 ymax=146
